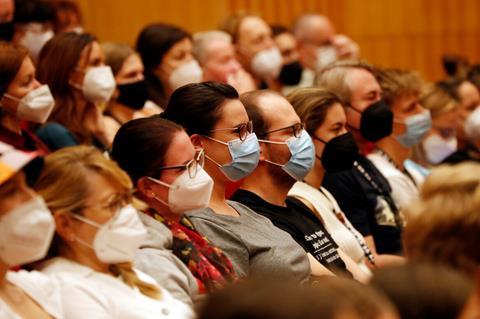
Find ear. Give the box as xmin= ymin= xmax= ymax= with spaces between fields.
xmin=137 ymin=177 xmax=156 ymax=199
xmin=53 ymin=211 xmax=76 ymax=243
xmin=190 ymin=134 xmax=204 ymax=148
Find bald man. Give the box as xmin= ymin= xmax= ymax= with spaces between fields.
xmin=292 ymin=13 xmax=360 ymax=87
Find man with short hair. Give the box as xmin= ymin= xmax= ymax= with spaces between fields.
xmin=293 ymin=13 xmax=359 ymax=87
xmin=231 ymin=90 xmax=367 ymax=279
xmin=317 ymin=61 xmax=405 ymax=262
xmin=192 ymin=30 xmax=255 ymax=94
xmin=221 ymin=13 xmax=282 ymax=89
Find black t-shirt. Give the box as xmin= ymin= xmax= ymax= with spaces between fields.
xmin=322 ymin=154 xmax=402 ymax=255
xmin=231 ymin=189 xmax=350 ymax=276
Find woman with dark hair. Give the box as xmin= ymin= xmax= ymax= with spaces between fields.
xmin=0 ymin=42 xmax=54 ymax=153
xmin=36 ymin=32 xmax=116 ymax=151
xmin=161 ymin=81 xmax=310 ymax=282
xmin=111 ymin=116 xmax=236 ymax=298
xmin=136 ymin=23 xmax=203 ymax=108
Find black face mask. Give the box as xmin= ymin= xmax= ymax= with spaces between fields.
xmin=0 ymin=22 xmax=14 ymax=41
xmin=278 ymin=61 xmax=303 ymax=85
xmin=315 ymin=132 xmax=359 ymax=172
xmin=350 ymin=100 xmax=393 ymax=142
xmin=117 ymin=80 xmax=148 ymax=110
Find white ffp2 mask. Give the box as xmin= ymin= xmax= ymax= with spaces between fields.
xmin=0 ymin=196 xmax=55 ymax=267
xmin=168 ymin=60 xmax=203 ymax=90
xmin=3 ymin=85 xmax=55 ymax=123
xmin=148 ymin=166 xmax=214 ymax=214
xmin=250 ymin=47 xmax=282 ymax=79
xmin=72 ymin=205 xmax=147 ymax=264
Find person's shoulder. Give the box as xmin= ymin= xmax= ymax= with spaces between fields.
xmin=36 ymin=122 xmax=78 ymax=150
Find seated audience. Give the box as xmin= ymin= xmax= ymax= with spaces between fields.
xmin=136 ymin=23 xmax=203 ymax=108
xmin=317 ymin=61 xmax=404 ymax=261
xmin=232 ymin=89 xmax=367 ymax=280
xmin=0 ymin=141 xmax=61 ymax=318
xmin=162 ymin=82 xmax=311 ymax=282
xmin=287 ymin=87 xmax=374 ymax=274
xmin=192 ymin=30 xmax=255 ymax=94
xmin=36 ymin=32 xmax=116 ymax=150
xmin=35 ymin=145 xmax=193 ymax=318
xmin=0 ymin=42 xmax=53 ymax=153
xmin=111 ymin=116 xmax=237 ymax=299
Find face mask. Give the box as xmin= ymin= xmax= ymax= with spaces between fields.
xmin=350 ymin=100 xmax=393 ymax=142
xmin=19 ymin=29 xmax=54 ymax=60
xmin=2 ymin=85 xmax=55 ymax=123
xmin=260 ymin=130 xmax=315 ymax=181
xmin=0 ymin=196 xmax=55 ymax=267
xmin=72 ymin=205 xmax=147 ymax=264
xmin=147 ymin=166 xmax=213 ymax=214
xmin=315 ymin=132 xmax=359 ymax=172
xmin=423 ymin=134 xmax=458 ymax=164
xmin=72 ymin=66 xmax=116 ymax=103
xmin=168 ymin=60 xmax=203 ymax=90
xmin=395 ymin=110 xmax=432 ymax=147
xmin=278 ymin=61 xmax=303 ymax=85
xmin=0 ymin=22 xmax=14 ymax=41
xmin=316 ymin=46 xmax=337 ymax=70
xmin=464 ymin=106 xmax=480 ymax=141
xmin=205 ymin=133 xmax=260 ymax=181
xmin=117 ymin=80 xmax=148 ymax=110
xmin=251 ymin=47 xmax=282 ymax=79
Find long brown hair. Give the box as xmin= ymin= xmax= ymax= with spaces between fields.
xmin=37 ymin=32 xmax=96 ymax=143
xmin=0 ymin=42 xmax=29 ymax=102
xmin=35 ymin=145 xmax=162 ymax=299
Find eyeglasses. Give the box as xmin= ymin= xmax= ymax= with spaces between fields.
xmin=154 ymin=149 xmax=205 ymax=178
xmin=81 ymin=191 xmax=133 ymax=216
xmin=261 ymin=123 xmax=304 ymax=138
xmin=208 ymin=121 xmax=253 ymax=142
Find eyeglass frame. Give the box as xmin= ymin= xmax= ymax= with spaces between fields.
xmin=151 ymin=148 xmax=205 ymax=179
xmin=208 ymin=121 xmax=253 ymax=142
xmin=259 ymin=122 xmax=305 ymax=139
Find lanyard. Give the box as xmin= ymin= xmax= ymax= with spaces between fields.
xmin=373 ymin=148 xmax=418 ymax=187
xmin=318 ymin=188 xmax=376 ymax=265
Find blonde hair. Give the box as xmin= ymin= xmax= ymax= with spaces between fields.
xmin=35 ymin=145 xmax=161 ymax=299
xmin=403 ymin=163 xmax=480 ymax=277
xmin=102 ymin=42 xmax=135 ymax=76
xmin=374 ymin=68 xmax=424 ymax=106
xmin=315 ymin=60 xmax=377 ymax=105
xmin=421 ymin=84 xmax=458 ymax=118
xmin=286 ymin=87 xmax=343 ymax=136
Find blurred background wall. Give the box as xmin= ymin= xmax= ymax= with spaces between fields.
xmin=76 ymin=0 xmax=480 ymax=81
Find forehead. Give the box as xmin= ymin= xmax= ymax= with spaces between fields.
xmin=274 ymin=32 xmax=297 ymax=49
xmin=206 ymin=39 xmax=234 ymax=58
xmin=347 ymin=68 xmax=381 ymax=95
xmin=458 ymin=81 xmax=480 ymax=102
xmin=323 ymin=103 xmax=347 ymax=124
xmin=120 ymin=53 xmax=143 ymax=71
xmin=258 ymin=93 xmax=300 ymax=129
xmin=238 ymin=16 xmax=270 ymax=40
xmin=14 ymin=56 xmax=34 ymax=78
xmin=305 ymin=16 xmax=335 ymax=42
xmin=163 ymin=130 xmax=195 ymax=166
xmin=217 ymin=99 xmax=249 ymax=127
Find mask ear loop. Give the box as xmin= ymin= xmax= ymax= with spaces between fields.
xmin=257 ymin=139 xmax=289 ymax=167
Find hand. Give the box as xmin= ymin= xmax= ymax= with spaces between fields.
xmin=227 ymin=69 xmax=257 ymax=94
xmin=333 ymin=34 xmax=360 ymax=59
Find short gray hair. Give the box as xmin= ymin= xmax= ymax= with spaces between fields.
xmin=192 ymin=30 xmax=232 ymax=65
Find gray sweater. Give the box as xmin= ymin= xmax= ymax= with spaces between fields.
xmin=134 ymin=213 xmax=201 ymax=309
xmin=186 ymin=201 xmax=310 ymax=282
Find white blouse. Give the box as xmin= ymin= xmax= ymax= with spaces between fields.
xmin=1 ymin=270 xmax=64 ymax=318
xmin=289 ymin=181 xmax=371 ymax=276
xmin=39 ymin=257 xmax=194 ymax=319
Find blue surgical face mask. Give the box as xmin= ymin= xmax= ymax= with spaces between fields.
xmin=395 ymin=110 xmax=432 ymax=147
xmin=260 ymin=129 xmax=315 ymax=181
xmin=204 ymin=133 xmax=260 ymax=181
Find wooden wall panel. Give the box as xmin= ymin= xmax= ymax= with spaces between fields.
xmin=77 ymin=0 xmax=480 ymax=81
